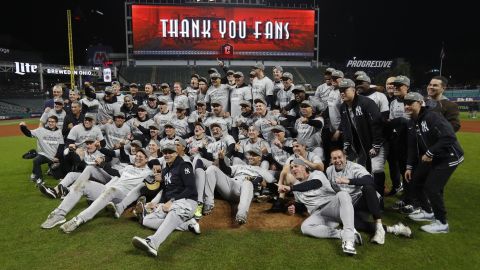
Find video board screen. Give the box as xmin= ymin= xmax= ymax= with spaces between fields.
xmin=131 ymin=5 xmax=315 ymax=60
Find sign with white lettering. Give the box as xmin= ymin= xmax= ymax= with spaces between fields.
xmin=132 ymin=5 xmax=315 ymax=60
xmin=346 ymin=57 xmax=393 ymax=68
xmin=14 ymin=62 xmax=38 ymax=75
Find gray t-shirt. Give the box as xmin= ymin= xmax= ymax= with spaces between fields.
xmin=276 ymin=85 xmax=295 ymax=109
xmin=205 ymin=84 xmax=230 ymax=111
xmin=67 ymin=124 xmax=104 ymax=148
xmin=230 ymin=85 xmax=252 ymax=119
xmin=326 ymin=161 xmax=371 ymax=204
xmin=40 ymin=109 xmax=66 ymax=130
xmin=100 ymin=123 xmax=131 ymax=150
xmin=366 ymin=92 xmax=389 ymax=113
xmin=293 ymin=171 xmax=336 ymax=214
xmin=31 ymin=127 xmax=64 ymax=160
xmin=252 ymin=76 xmax=274 ymax=102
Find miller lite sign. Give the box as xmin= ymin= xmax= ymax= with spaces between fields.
xmin=14 ymin=62 xmax=38 ymax=75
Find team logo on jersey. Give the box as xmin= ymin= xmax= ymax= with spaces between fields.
xmin=164 ymin=172 xmax=172 ymax=185
xmin=355 ymin=106 xmax=363 ymax=116
xmin=421 ymin=120 xmax=429 ymax=132
xmin=184 ymin=167 xmax=190 ymax=174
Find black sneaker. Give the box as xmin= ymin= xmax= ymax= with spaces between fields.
xmin=39 ymin=183 xmax=58 ymax=199
xmin=269 ymin=198 xmax=286 ymax=213
xmin=400 ymin=204 xmax=420 ymax=215
xmin=386 ymin=184 xmax=403 ymax=196
xmin=58 ymin=184 xmax=69 ymax=199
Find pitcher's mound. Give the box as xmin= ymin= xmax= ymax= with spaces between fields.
xmin=197 ymin=200 xmax=305 ymax=230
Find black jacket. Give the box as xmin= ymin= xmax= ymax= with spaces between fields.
xmin=340 ymin=95 xmax=384 ymax=154
xmin=407 ymin=107 xmax=464 ymax=170
xmin=159 ymin=156 xmax=197 ymax=203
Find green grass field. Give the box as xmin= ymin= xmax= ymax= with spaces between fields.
xmin=0 ymin=132 xmax=479 ymax=269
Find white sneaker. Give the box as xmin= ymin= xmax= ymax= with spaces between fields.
xmin=41 ymin=211 xmax=66 ymax=229
xmin=371 ymin=223 xmax=385 ymax=245
xmin=188 ymin=218 xmax=201 ymax=235
xmin=60 ymin=216 xmax=82 ymax=234
xmin=132 ymin=236 xmax=158 ymax=257
xmin=408 ymin=210 xmax=435 ymax=222
xmin=30 ymin=174 xmax=37 ymax=181
xmin=342 ymin=241 xmax=356 ymax=255
xmin=421 ymin=220 xmax=449 ymax=234
xmin=388 ymin=222 xmax=412 ymax=237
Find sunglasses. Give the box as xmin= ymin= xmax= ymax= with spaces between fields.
xmin=211 ymin=104 xmax=221 ymax=107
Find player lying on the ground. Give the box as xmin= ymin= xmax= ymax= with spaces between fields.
xmin=203 ymin=147 xmax=275 ymax=224
xmin=131 ymin=143 xmax=199 ymax=257
xmin=40 ymin=148 xmax=152 ymax=233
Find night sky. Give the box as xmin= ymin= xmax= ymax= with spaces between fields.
xmin=1 ymin=0 xmax=478 ymax=85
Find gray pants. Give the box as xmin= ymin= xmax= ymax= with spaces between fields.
xmin=301 ymin=191 xmax=355 ymax=242
xmin=192 ymin=156 xmax=213 ymax=203
xmin=144 ymin=199 xmax=197 ymax=249
xmin=59 ymin=172 xmax=82 ymax=188
xmin=371 ymin=145 xmax=386 ymax=173
xmin=205 ymin=166 xmax=253 ymax=218
xmin=113 ymin=183 xmax=144 ymax=215
xmin=56 ymin=176 xmax=127 ymax=223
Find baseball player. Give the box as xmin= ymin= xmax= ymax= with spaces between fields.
xmin=172 ymin=82 xmax=189 ymax=113
xmin=252 ymin=98 xmax=279 ymax=141
xmin=251 ymin=63 xmax=275 ymax=108
xmin=230 ymin=71 xmax=253 ymax=119
xmin=277 ymin=158 xmax=361 ymax=255
xmin=205 ymin=72 xmax=230 ymax=112
xmin=204 ymin=147 xmax=275 ymax=224
xmin=338 ymin=78 xmax=385 ymax=195
xmin=404 ymin=92 xmax=464 ymax=233
xmin=84 ymin=85 xmax=121 ymax=124
xmin=40 ymin=98 xmax=66 ymax=130
xmin=326 ymin=149 xmax=412 ymax=244
xmin=131 ymin=143 xmax=199 ymax=257
xmin=20 ymin=116 xmax=64 ymax=184
xmin=99 ymin=112 xmax=131 ymax=150
xmin=40 ymin=147 xmax=152 ymax=233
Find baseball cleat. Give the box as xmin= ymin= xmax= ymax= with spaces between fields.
xmin=39 ymin=183 xmax=58 ymax=199
xmin=235 ymin=214 xmax=247 ymax=225
xmin=134 ymin=197 xmax=147 ymax=224
xmin=342 ymin=241 xmax=356 ymax=255
xmin=132 ymin=236 xmax=157 ymax=257
xmin=188 ymin=219 xmax=201 ymax=235
xmin=194 ymin=204 xmax=203 ymax=220
xmin=41 ymin=211 xmax=66 ymax=229
xmin=60 ymin=216 xmax=82 ymax=234
xmin=202 ymin=204 xmax=214 ymax=216
xmin=420 ymin=220 xmax=449 ymax=234
xmin=58 ymin=184 xmax=69 ymax=199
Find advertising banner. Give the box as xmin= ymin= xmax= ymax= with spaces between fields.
xmin=131 ymin=5 xmax=315 ymax=60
